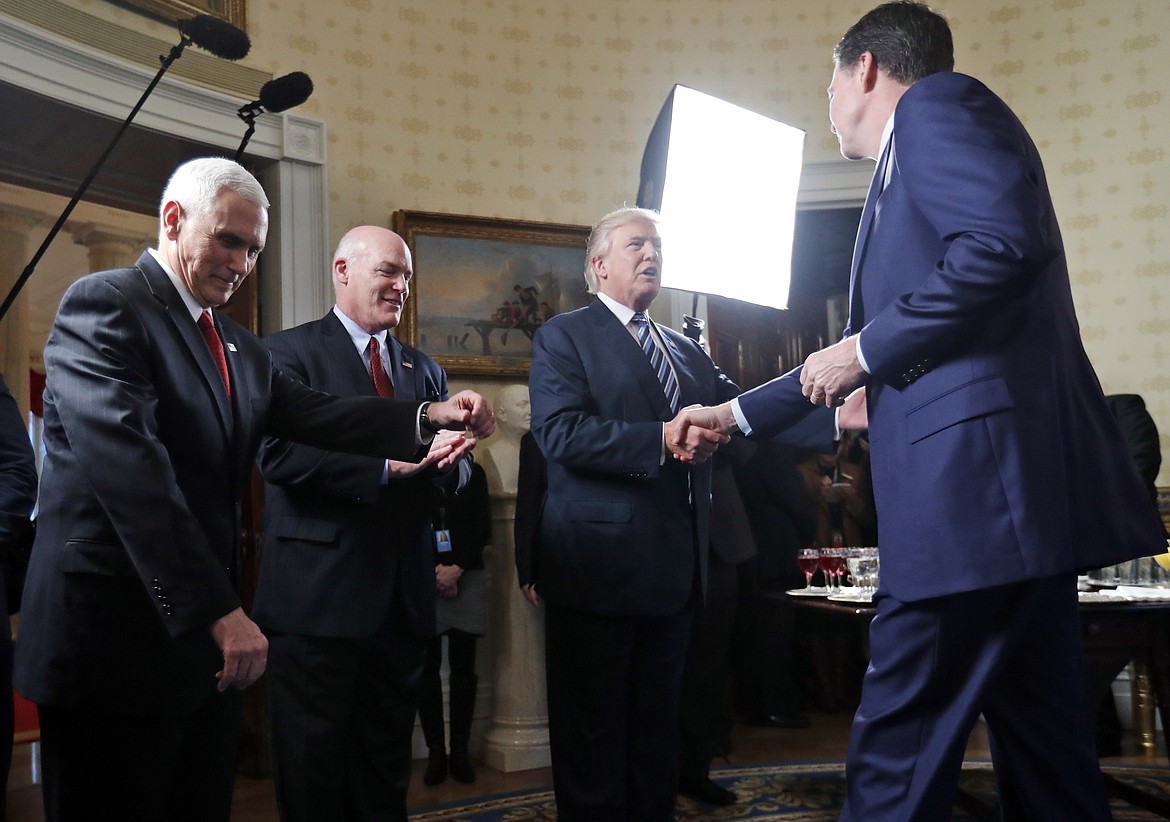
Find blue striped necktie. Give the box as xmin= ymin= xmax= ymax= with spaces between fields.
xmin=632 ymin=312 xmax=680 ymax=414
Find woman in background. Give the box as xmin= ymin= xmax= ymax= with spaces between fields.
xmin=418 ymin=462 xmax=491 ymax=785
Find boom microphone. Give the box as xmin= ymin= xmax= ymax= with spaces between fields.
xmin=0 ymin=15 xmax=254 ymax=322
xmin=258 ymin=72 xmax=314 ymax=114
xmin=234 ymin=72 xmax=315 ymax=160
xmin=178 ymin=14 xmax=251 ymax=61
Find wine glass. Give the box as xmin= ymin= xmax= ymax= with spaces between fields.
xmin=820 ymin=547 xmax=847 ymax=594
xmin=797 ymin=547 xmax=822 ymax=591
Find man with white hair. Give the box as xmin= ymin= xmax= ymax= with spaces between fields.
xmin=15 ymin=158 xmax=492 ymax=822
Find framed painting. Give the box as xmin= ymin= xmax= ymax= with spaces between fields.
xmin=392 ymin=210 xmax=592 ymax=378
xmin=112 ymin=0 xmax=246 ymax=30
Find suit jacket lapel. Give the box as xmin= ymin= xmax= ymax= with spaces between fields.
xmin=319 ymin=312 xmax=379 ymax=396
xmin=386 ymin=336 xmax=423 ymax=401
xmin=845 ymin=138 xmax=894 ymax=335
xmin=135 ymin=253 xmax=234 ymax=439
xmin=589 ymin=300 xmax=673 ymax=420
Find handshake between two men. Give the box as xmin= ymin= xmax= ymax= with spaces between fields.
xmin=665 ymin=335 xmax=868 ymax=465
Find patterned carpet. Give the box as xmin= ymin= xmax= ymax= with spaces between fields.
xmin=407 ymin=761 xmax=1170 ymax=821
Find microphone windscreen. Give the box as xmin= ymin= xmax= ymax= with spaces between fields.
xmin=258 ymin=72 xmax=314 ymax=113
xmin=180 ymin=14 xmax=251 ymax=61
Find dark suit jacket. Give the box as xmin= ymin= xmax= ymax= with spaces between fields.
xmin=1104 ymin=393 xmax=1161 ymax=510
xmin=0 ymin=373 xmax=37 ymax=615
xmin=14 ymin=254 xmax=423 ymax=715
xmin=530 ymin=301 xmax=741 ymax=614
xmin=708 ymin=439 xmax=757 ymax=566
xmin=737 ymin=73 xmax=1165 ymax=601
xmin=253 ymin=311 xmax=470 ymax=640
xmin=513 ymin=431 xmax=546 ymax=589
xmin=734 ymin=442 xmax=816 ymax=587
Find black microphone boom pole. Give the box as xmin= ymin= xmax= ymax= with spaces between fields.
xmin=234 ymin=72 xmax=314 ymax=162
xmin=0 ymin=15 xmax=250 ymax=322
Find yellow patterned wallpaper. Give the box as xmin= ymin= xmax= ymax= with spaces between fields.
xmin=36 ymin=0 xmax=1170 ymax=468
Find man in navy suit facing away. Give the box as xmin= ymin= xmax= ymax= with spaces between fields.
xmin=675 ymin=3 xmax=1166 ymax=819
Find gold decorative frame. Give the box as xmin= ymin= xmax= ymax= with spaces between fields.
xmin=112 ymin=0 xmax=246 ymax=31
xmin=392 ymin=210 xmax=591 ymax=378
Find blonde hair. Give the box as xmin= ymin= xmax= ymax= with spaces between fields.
xmin=583 ymin=206 xmax=661 ymax=294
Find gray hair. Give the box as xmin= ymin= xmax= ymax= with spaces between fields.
xmin=583 ymin=206 xmax=661 ymax=294
xmin=159 ymin=157 xmax=269 ymax=224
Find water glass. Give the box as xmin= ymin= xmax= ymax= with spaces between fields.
xmin=845 ymin=546 xmax=880 ymax=595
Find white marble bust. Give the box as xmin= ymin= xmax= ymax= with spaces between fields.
xmin=481 ymin=382 xmax=530 ymax=496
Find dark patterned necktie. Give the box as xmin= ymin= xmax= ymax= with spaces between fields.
xmin=197 ymin=311 xmax=231 ymax=401
xmin=369 ymin=336 xmax=394 ymax=398
xmin=631 ymin=312 xmax=679 ymax=413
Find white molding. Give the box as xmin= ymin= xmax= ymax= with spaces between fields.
xmin=0 ymin=13 xmax=329 ymax=331
xmin=798 ymin=159 xmax=872 ymax=208
xmin=259 ymin=160 xmax=332 ymax=335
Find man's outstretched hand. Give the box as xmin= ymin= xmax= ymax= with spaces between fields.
xmin=664 ymin=404 xmax=731 ymax=464
xmin=389 ymin=429 xmax=473 ymax=477
xmin=427 ymin=390 xmax=495 ymax=439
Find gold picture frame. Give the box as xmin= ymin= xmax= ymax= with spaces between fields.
xmin=392 ymin=210 xmax=592 ymax=378
xmin=113 ymin=0 xmax=246 ymax=31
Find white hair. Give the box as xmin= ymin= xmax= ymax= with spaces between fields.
xmin=159 ymin=157 xmax=269 ymax=224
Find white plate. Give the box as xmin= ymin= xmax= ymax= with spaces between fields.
xmin=1113 ymin=586 xmax=1170 ymax=601
xmin=1077 ymin=591 xmax=1130 ymax=604
xmin=786 ymin=588 xmax=829 ymax=597
xmin=828 ymin=593 xmax=873 ymax=604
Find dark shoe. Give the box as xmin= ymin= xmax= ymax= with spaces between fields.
xmin=750 ymin=713 xmax=811 ymax=729
xmin=423 ymin=751 xmax=447 ymax=786
xmin=678 ymin=776 xmax=737 ymax=806
xmin=449 ymin=749 xmax=476 ymax=784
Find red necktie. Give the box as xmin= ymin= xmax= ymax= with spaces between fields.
xmin=369 ymin=336 xmax=394 ymax=398
xmin=197 ymin=311 xmax=231 ymax=401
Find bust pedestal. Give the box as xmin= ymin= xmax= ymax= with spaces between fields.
xmin=482 ymin=494 xmax=550 ymax=771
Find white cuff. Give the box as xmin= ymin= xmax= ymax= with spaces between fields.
xmin=730 ymin=397 xmax=752 ymax=436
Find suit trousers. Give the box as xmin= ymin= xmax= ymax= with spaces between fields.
xmin=841 ymin=573 xmax=1110 ymax=821
xmin=38 ymin=690 xmax=240 ymax=822
xmin=0 ymin=618 xmax=13 ymax=822
xmin=732 ymin=573 xmax=804 ymax=722
xmin=678 ymin=553 xmax=738 ymax=779
xmin=266 ymin=627 xmax=427 ymax=822
xmin=545 ymin=600 xmax=694 ymax=822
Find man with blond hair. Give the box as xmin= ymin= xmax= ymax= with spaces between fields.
xmin=528 ymin=206 xmax=836 ymax=821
